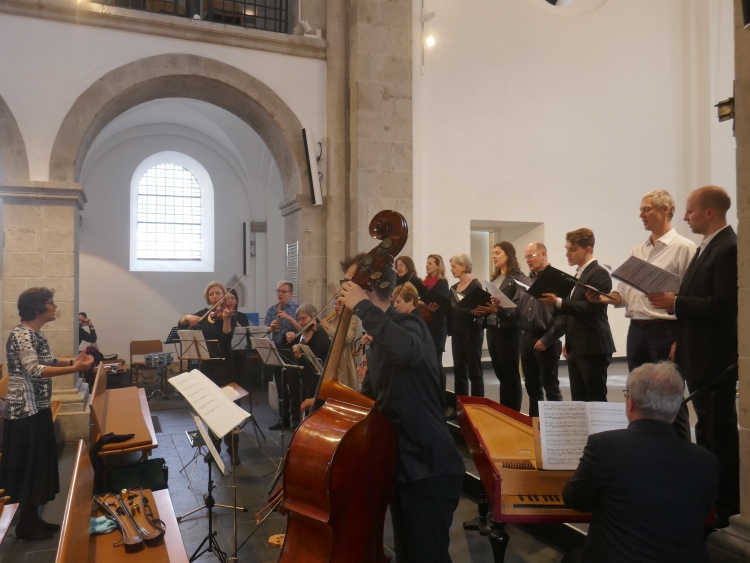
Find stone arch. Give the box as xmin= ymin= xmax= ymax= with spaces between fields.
xmin=0 ymin=95 xmax=30 ymax=182
xmin=49 ymin=54 xmax=306 ymax=203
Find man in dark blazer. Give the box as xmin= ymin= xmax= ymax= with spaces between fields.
xmin=563 ymin=362 xmax=719 ymax=563
xmin=539 ymin=228 xmax=615 ymax=401
xmin=647 ymin=185 xmax=739 ymax=527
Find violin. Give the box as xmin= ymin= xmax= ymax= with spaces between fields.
xmin=208 ymin=304 xmax=237 ymax=322
xmin=293 ymin=322 xmax=318 ymax=358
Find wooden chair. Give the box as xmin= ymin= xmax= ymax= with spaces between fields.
xmin=130 ymin=340 xmax=163 ymax=388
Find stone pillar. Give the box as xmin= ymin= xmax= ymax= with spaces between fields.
xmin=348 ymin=0 xmax=414 ymax=257
xmin=0 ymin=182 xmax=90 ymax=442
xmin=707 ymin=1 xmax=750 ymax=560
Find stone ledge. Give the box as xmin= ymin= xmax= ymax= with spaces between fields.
xmin=0 ymin=181 xmax=87 ymax=209
xmin=707 ymin=515 xmax=750 ymax=562
xmin=0 ymin=0 xmax=326 ymax=60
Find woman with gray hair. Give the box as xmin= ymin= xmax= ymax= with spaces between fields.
xmin=4 ymin=287 xmax=94 ymax=540
xmin=448 ymin=253 xmax=485 ymax=399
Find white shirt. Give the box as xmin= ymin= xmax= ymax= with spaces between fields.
xmin=555 ymin=259 xmax=596 ymax=308
xmin=617 ymin=228 xmax=696 ymax=320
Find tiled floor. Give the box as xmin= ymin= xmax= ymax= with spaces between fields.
xmin=0 ymin=360 xmax=676 ymax=563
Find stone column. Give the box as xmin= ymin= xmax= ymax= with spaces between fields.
xmin=348 ymin=0 xmax=414 ymax=257
xmin=707 ymin=1 xmax=750 ymax=560
xmin=0 ymin=182 xmax=90 ymax=442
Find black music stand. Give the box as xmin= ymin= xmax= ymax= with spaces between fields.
xmin=250 ymin=338 xmax=302 ymax=479
xmin=165 ymin=325 xmax=199 ymax=375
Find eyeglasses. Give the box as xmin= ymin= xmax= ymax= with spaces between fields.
xmin=622 ymin=389 xmax=630 ymax=398
xmin=524 ymin=253 xmax=540 ymax=260
xmin=276 ymin=289 xmax=291 ymax=294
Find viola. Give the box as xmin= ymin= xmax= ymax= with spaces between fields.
xmin=208 ymin=305 xmax=237 ymax=322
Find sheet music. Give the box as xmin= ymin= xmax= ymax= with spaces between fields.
xmin=586 ymin=402 xmax=628 ymax=434
xmin=482 ymin=282 xmax=517 ymax=309
xmin=538 ymin=402 xmax=590 ymax=470
xmin=169 ymin=370 xmax=249 ymax=438
xmin=222 ymin=386 xmax=240 ymax=400
xmin=193 ymin=414 xmax=226 ymax=475
xmin=539 ymin=401 xmax=628 ymax=470
xmin=611 ymin=256 xmax=681 ymax=294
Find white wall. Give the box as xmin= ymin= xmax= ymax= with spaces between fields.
xmin=0 ymin=14 xmax=327 ymax=181
xmin=79 ymin=132 xmax=285 ymax=360
xmin=414 ymin=0 xmax=737 ymax=359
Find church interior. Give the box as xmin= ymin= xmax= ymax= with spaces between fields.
xmin=0 ymin=0 xmax=749 ymax=561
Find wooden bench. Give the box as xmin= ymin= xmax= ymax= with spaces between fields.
xmin=90 ymin=365 xmax=158 ymax=460
xmin=56 ymin=440 xmax=188 ymax=563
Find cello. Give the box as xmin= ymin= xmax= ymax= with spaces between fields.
xmin=278 ymin=210 xmax=408 ymax=563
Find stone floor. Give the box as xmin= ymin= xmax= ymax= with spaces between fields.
xmin=0 ymin=360 xmax=691 ymax=563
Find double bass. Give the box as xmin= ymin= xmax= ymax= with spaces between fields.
xmin=279 ymin=211 xmax=408 ymax=563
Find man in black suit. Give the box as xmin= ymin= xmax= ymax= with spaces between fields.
xmin=539 ymin=228 xmax=615 ymax=401
xmin=563 ymin=362 xmax=719 ymax=563
xmin=647 ymin=185 xmax=739 ymax=527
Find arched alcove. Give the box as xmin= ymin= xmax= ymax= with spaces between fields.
xmin=48 ymin=54 xmax=307 ymax=205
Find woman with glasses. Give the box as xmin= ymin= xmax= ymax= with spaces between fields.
xmin=4 ymin=288 xmax=94 ymax=540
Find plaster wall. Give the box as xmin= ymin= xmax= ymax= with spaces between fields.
xmin=78 ymin=133 xmax=285 ymax=361
xmin=414 ymin=0 xmax=737 ymax=359
xmin=0 ymin=13 xmax=327 ymax=182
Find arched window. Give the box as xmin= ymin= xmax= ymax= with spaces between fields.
xmin=130 ymin=152 xmax=214 ymax=272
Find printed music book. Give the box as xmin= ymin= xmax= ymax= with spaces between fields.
xmin=169 ymin=369 xmax=250 ymax=439
xmin=481 ymin=281 xmax=517 ymax=309
xmin=611 ymin=256 xmax=681 ymax=294
xmin=537 ymin=401 xmax=628 ymax=470
xmin=453 ymin=287 xmax=494 ymax=310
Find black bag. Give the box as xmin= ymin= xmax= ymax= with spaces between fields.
xmin=110 ymin=458 xmax=169 ymax=492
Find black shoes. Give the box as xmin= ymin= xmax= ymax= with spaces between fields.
xmin=15 ymin=525 xmax=54 ymax=541
xmin=268 ymin=421 xmax=290 ymax=431
xmin=35 ymin=518 xmax=61 ymax=532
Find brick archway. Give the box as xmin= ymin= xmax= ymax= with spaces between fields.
xmin=0 ymin=95 xmax=30 ymax=182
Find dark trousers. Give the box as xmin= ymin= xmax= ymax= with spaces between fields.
xmin=428 ymin=319 xmax=448 ymax=405
xmin=487 ymin=326 xmax=522 ymax=411
xmin=626 ymin=320 xmax=690 ymax=440
xmin=390 ymin=475 xmax=464 ymax=563
xmin=451 ymin=330 xmax=484 ymax=397
xmin=271 ymin=365 xmax=291 ymax=425
xmin=626 ymin=320 xmax=677 ymax=371
xmin=568 ymin=353 xmax=611 ymax=402
xmin=688 ymin=372 xmax=740 ymax=519
xmin=520 ymin=331 xmax=562 ymax=417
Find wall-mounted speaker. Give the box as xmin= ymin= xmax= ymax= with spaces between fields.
xmin=302 ymin=127 xmax=323 ymax=206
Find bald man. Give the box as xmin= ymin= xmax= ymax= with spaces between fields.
xmin=647 ymin=185 xmax=739 ymax=528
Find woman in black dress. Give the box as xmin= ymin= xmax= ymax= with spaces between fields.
xmin=178 ymin=281 xmax=236 ymax=461
xmin=448 ymin=254 xmax=484 ymax=397
xmin=4 ymin=287 xmax=94 ymax=540
xmin=473 ymin=242 xmax=528 ymax=411
xmin=395 ymin=255 xmax=421 ymax=287
xmin=421 ymin=254 xmax=450 ymax=403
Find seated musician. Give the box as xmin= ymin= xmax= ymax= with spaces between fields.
xmin=392 ymin=282 xmax=420 ymax=315
xmin=339 ymin=255 xmax=465 ymax=563
xmin=562 ymin=362 xmax=719 ymax=563
xmin=285 ymin=304 xmax=330 ymax=426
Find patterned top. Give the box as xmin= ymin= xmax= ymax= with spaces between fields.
xmin=5 ymin=324 xmax=56 ymax=419
xmin=264 ymin=301 xmax=299 ymax=346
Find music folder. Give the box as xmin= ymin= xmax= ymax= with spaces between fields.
xmin=410 ymin=278 xmax=452 ymax=311
xmin=454 ymin=287 xmax=494 ymax=310
xmin=526 ymin=266 xmax=577 ymax=300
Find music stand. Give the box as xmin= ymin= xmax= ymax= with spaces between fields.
xmin=250 ymin=337 xmax=302 ymax=480
xmin=165 ymin=325 xmax=199 ymax=374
